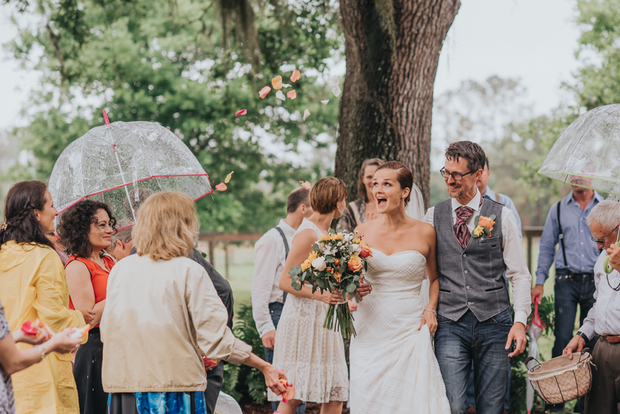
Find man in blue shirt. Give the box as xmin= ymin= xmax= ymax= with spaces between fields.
xmin=534 ymin=184 xmax=603 ymax=413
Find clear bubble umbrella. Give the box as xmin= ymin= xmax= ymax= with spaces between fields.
xmin=538 ymin=104 xmax=620 ymax=195
xmin=49 ymin=117 xmax=213 ymax=228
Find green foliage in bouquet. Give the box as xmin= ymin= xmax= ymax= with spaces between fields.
xmin=222 ymin=304 xmax=267 ymax=404
xmin=288 ymin=229 xmax=372 ymax=339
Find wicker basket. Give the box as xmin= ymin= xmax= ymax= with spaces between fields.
xmin=525 ymin=350 xmax=593 ymax=405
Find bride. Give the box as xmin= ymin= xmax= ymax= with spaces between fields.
xmin=350 ymin=161 xmax=450 ymax=414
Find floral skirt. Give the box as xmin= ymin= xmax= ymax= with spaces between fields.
xmin=108 ymin=392 xmax=207 ymax=414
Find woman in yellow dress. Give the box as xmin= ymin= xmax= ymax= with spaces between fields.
xmin=0 ymin=181 xmax=91 ymax=414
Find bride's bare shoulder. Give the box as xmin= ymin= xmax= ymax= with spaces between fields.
xmin=407 ymin=218 xmax=435 ymax=236
xmin=354 ymin=221 xmax=373 ymax=237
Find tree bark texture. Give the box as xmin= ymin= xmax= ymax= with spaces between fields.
xmin=335 ymin=0 xmax=460 ymax=207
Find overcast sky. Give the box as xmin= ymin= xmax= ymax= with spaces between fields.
xmin=0 ymin=0 xmax=582 ymax=132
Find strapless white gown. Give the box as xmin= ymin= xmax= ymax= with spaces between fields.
xmin=349 ymin=250 xmax=450 ymax=414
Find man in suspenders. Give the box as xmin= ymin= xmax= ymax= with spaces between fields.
xmin=534 ymin=183 xmax=602 ymax=413
xmin=251 ymin=187 xmax=312 ymax=414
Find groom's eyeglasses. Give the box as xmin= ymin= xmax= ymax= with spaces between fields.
xmin=591 ymin=224 xmax=620 ymax=245
xmin=440 ymin=167 xmax=474 ymax=182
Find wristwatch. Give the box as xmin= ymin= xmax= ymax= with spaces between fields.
xmin=576 ymin=331 xmax=589 ymax=343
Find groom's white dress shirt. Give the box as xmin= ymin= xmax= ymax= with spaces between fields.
xmin=251 ymin=219 xmax=295 ymax=337
xmin=424 ymin=189 xmax=532 ymax=326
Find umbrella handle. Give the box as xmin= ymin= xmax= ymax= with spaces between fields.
xmin=524 ymin=356 xmax=541 ymax=371
xmin=532 ymin=297 xmax=545 ymax=329
xmin=604 ymin=242 xmax=620 ymax=273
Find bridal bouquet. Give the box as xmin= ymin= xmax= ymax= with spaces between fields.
xmin=289 ymin=230 xmax=372 ymax=339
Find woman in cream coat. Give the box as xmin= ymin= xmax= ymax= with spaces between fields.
xmin=101 ymin=191 xmax=287 ymax=414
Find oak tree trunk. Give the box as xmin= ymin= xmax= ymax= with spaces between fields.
xmin=335 ymin=0 xmax=460 ymax=208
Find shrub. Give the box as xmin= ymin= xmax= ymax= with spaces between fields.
xmin=222 ymin=303 xmax=268 ymax=404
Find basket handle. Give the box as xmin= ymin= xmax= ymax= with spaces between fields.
xmin=524 ymin=356 xmax=541 ymax=371
xmin=578 ymin=347 xmax=591 ymax=363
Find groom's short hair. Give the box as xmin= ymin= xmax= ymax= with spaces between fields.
xmin=445 ymin=141 xmax=486 ymax=173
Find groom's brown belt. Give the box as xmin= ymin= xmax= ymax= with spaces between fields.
xmin=600 ymin=334 xmax=620 ymax=344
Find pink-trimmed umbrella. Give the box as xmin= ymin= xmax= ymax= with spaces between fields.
xmin=49 ymin=115 xmax=212 ymax=227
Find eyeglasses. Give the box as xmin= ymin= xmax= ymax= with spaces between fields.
xmin=440 ymin=167 xmax=474 ymax=182
xmin=591 ymin=224 xmax=620 ymax=244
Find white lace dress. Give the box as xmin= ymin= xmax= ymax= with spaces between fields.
xmin=349 ymin=250 xmax=450 ymax=414
xmin=268 ymin=219 xmax=349 ymax=404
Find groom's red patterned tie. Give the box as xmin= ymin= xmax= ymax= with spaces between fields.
xmin=454 ymin=206 xmax=475 ymax=249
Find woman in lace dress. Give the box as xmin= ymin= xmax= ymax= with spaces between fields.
xmin=351 ymin=162 xmax=450 ymax=414
xmin=269 ymin=178 xmax=354 ymax=414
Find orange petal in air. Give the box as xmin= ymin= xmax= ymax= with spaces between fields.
xmin=286 ymin=90 xmax=297 ymax=100
xmin=290 ymin=70 xmax=301 ymax=83
xmin=215 ymin=183 xmax=227 ymax=191
xmin=272 ymin=75 xmax=283 ymax=90
xmin=259 ymin=86 xmax=271 ymax=99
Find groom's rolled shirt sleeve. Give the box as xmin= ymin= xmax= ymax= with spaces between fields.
xmin=501 ymin=208 xmax=532 ymax=326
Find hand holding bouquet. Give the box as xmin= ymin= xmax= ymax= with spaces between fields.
xmin=289 ymin=230 xmax=372 ymax=339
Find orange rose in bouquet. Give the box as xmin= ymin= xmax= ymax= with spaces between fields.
xmin=348 ymin=255 xmax=363 ymax=272
xmin=359 ymin=242 xmax=373 ymax=258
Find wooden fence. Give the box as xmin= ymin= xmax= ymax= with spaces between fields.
xmin=199 ymin=226 xmax=547 ymax=279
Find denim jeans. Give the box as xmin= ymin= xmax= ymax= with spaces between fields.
xmin=435 ymin=309 xmax=512 ymax=414
xmin=264 ymin=302 xmax=306 ymax=414
xmin=548 ymin=273 xmax=596 ymax=413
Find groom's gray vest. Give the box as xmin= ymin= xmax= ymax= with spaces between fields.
xmin=434 ymin=198 xmax=510 ymax=322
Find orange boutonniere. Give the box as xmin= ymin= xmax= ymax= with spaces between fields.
xmin=472 ymin=214 xmax=496 ymax=238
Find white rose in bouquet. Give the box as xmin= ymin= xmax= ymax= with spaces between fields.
xmin=312 ymin=256 xmax=327 ymax=271
xmin=351 ymin=243 xmax=362 ymax=254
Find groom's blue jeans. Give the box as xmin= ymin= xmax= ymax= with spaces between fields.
xmin=435 ymin=309 xmax=512 ymax=414
xmin=264 ymin=302 xmax=306 ymax=414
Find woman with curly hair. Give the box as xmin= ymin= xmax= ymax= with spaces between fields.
xmin=58 ymin=200 xmax=116 ymax=414
xmin=0 ymin=180 xmax=89 ymax=414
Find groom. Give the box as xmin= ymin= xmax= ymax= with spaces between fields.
xmin=425 ymin=141 xmax=531 ymax=414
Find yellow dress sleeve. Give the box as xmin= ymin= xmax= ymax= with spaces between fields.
xmin=32 ymin=249 xmax=86 ymax=333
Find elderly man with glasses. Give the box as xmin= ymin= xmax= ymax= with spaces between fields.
xmin=564 ymin=198 xmax=620 ymax=414
xmin=534 ymin=180 xmax=603 ymax=413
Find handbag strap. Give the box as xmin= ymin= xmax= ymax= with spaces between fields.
xmin=557 ymin=202 xmax=568 ymax=268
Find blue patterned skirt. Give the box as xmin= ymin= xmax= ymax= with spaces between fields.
xmin=108 ymin=392 xmax=207 ymax=414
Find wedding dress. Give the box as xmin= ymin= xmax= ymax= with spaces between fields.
xmin=349 ymin=249 xmax=450 ymax=413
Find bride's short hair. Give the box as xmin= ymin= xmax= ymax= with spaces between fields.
xmin=376 ymin=161 xmax=413 ymax=205
xmin=310 ymin=177 xmax=347 ymax=214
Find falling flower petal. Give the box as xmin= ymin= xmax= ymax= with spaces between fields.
xmin=272 ymin=75 xmax=283 ymax=90
xmin=300 ymin=181 xmax=311 ymax=190
xmin=259 ymin=86 xmax=271 ymax=99
xmin=215 ymin=183 xmax=227 ymax=191
xmin=328 ymin=75 xmax=339 ymax=87
xmin=282 ymin=84 xmax=292 ymax=88
xmin=332 ymin=85 xmax=342 ymax=97
xmin=321 ymin=100 xmax=329 ymax=105
xmin=287 ymin=90 xmax=297 ymax=100
xmin=224 ymin=171 xmax=234 ymax=183
xmin=290 ymin=70 xmax=301 ymax=83
xmin=276 ymin=90 xmax=286 ymax=101
xmin=303 ymin=109 xmax=310 ymax=121
xmin=234 ymin=109 xmax=247 ymax=117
